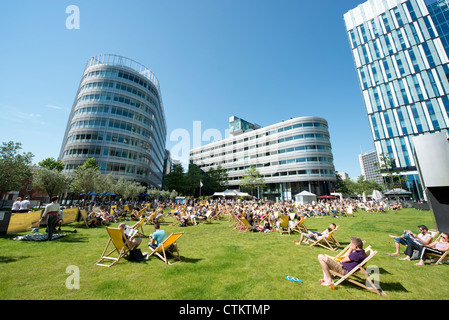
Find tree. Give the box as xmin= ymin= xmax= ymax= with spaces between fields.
xmin=163 ymin=163 xmax=186 ymax=195
xmin=355 ymin=175 xmax=384 ymax=195
xmin=38 ymin=157 xmax=64 ymax=172
xmin=185 ymin=164 xmax=203 ymax=197
xmin=375 ymin=153 xmax=408 ymax=203
xmin=0 ymin=141 xmax=34 ymax=208
xmin=160 ymin=190 xmax=171 ymax=202
xmin=32 ymin=167 xmax=68 ymax=201
xmin=207 ymin=165 xmax=229 ymax=192
xmin=148 ymin=188 xmax=160 ymax=202
xmin=169 ymin=189 xmax=178 ymax=201
xmin=69 ymin=158 xmax=102 ymax=201
xmin=240 ymin=165 xmax=265 ymax=198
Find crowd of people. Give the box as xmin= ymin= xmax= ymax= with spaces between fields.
xmin=25 ymin=194 xmax=448 ymax=291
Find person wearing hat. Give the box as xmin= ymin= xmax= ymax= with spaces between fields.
xmin=317 ymin=237 xmax=367 ymax=287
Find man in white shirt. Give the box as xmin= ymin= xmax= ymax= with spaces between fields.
xmin=19 ymin=196 xmax=31 ymax=213
xmin=40 ymin=197 xmax=60 ymax=241
xmin=388 ymin=225 xmax=433 ymax=256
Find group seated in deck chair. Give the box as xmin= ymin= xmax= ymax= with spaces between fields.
xmin=318 ymin=237 xmax=387 ymax=296
xmin=414 ymin=232 xmax=449 ymax=266
xmin=293 ymin=223 xmax=338 ymax=249
xmin=238 ymin=217 xmax=253 ymax=232
xmin=96 ymin=224 xmax=142 ymax=267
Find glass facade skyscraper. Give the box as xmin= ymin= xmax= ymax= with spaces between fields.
xmin=59 ymin=54 xmax=167 ymax=188
xmin=344 ymin=0 xmax=449 ymax=200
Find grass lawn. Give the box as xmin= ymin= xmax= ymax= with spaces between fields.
xmin=0 ymin=208 xmax=447 ymax=300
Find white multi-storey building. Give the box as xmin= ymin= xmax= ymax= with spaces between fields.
xmin=359 ymin=150 xmax=384 ymax=184
xmin=189 ymin=116 xmax=337 ymax=201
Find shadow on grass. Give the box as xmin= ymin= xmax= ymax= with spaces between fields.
xmin=334 ymin=279 xmax=408 ymax=295
xmin=180 ymin=256 xmax=203 ymax=263
xmin=0 ymin=255 xmax=34 ymax=263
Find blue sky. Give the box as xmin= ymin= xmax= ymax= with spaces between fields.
xmin=0 ymin=0 xmax=373 ymax=179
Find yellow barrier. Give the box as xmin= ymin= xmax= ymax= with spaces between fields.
xmin=62 ymin=208 xmax=79 ymax=224
xmin=7 ymin=210 xmax=42 ymax=234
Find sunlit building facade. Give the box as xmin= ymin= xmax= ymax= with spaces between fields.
xmin=59 ymin=54 xmax=167 ymax=188
xmin=345 ymin=0 xmax=449 ymax=200
xmin=189 ymin=116 xmax=336 ymax=200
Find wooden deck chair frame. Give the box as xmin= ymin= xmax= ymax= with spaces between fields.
xmin=146 ymin=211 xmax=157 ymax=224
xmin=309 ymin=226 xmax=340 ymax=251
xmin=329 ymin=247 xmax=388 ymax=296
xmin=291 ymin=218 xmax=308 ymax=234
xmin=96 ymin=227 xmax=130 ymax=267
xmin=201 ymin=210 xmax=213 ymax=224
xmin=132 ymin=218 xmax=147 ymax=237
xmin=147 ymin=232 xmax=184 ymax=265
xmin=425 ymin=234 xmax=449 ymax=265
xmin=76 ymin=209 xmax=90 ymax=228
xmin=238 ymin=217 xmax=252 ymax=232
xmin=171 ymin=213 xmax=182 ymax=226
xmin=325 ymin=241 xmax=367 ymax=262
xmin=279 ymin=216 xmax=290 ymax=235
xmin=341 ymin=207 xmax=355 ymax=217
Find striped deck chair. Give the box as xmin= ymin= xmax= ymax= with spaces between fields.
xmin=147 ymin=232 xmax=184 ymax=265
xmin=309 ymin=226 xmax=340 ymax=251
xmin=329 ymin=246 xmax=388 ymax=296
xmin=96 ymin=227 xmax=130 ymax=267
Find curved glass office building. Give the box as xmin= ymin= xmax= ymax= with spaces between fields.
xmin=189 ymin=116 xmax=336 ymax=200
xmin=59 ymin=54 xmax=167 ymax=188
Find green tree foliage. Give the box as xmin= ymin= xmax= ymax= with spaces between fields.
xmin=38 ymin=157 xmax=64 ymax=172
xmin=185 ymin=164 xmax=203 ymax=197
xmin=164 ymin=163 xmax=186 ymax=195
xmin=240 ymin=165 xmax=265 ymax=197
xmin=69 ymin=158 xmax=102 ymax=196
xmin=33 ymin=167 xmax=68 ymax=200
xmin=375 ymin=153 xmax=407 ymax=202
xmin=0 ymin=141 xmax=34 ymax=205
xmin=206 ymin=165 xmax=229 ymax=193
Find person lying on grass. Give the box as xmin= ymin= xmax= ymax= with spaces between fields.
xmin=317 ymin=237 xmax=366 ymax=287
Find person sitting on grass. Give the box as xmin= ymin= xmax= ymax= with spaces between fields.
xmin=294 ymin=223 xmax=336 ymax=245
xmin=415 ymin=233 xmax=449 ymax=266
xmin=317 ymin=237 xmax=367 ymax=287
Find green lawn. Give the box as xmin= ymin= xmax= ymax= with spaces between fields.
xmin=0 ymin=208 xmax=447 ymax=300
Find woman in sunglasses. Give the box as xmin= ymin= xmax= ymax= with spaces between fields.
xmin=415 ymin=233 xmax=449 ymax=266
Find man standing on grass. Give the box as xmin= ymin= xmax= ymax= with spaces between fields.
xmin=40 ymin=196 xmax=60 ymax=241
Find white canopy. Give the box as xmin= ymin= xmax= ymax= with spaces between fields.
xmin=372 ymin=190 xmax=383 ymax=201
xmin=384 ymin=188 xmax=411 ymax=195
xmin=294 ymin=190 xmax=317 ymax=205
xmin=212 ymin=189 xmax=253 ymax=198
